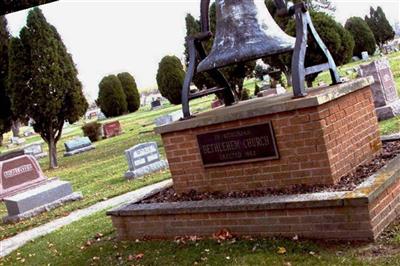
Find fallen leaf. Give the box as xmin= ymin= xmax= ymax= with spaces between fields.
xmin=127 ymin=255 xmax=134 ymax=261
xmin=135 ymin=253 xmax=144 ymax=260
xmin=92 ymin=256 xmax=100 ymax=261
xmin=212 ymin=229 xmax=233 ymax=241
xmin=277 ymin=247 xmax=287 ymax=255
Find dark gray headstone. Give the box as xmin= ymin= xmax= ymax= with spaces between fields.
xmin=124 ymin=142 xmax=168 ymax=179
xmin=151 ymin=100 xmax=162 ymax=110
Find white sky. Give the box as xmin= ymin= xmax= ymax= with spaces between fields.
xmin=5 ymin=0 xmax=400 ymax=103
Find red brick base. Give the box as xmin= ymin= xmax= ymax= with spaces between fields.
xmin=108 ymin=156 xmax=400 ymax=241
xmin=161 ymin=84 xmax=381 ymax=193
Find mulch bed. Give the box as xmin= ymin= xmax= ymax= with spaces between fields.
xmin=140 ymin=140 xmax=400 ymax=204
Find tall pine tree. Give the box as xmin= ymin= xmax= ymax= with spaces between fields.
xmin=8 ymin=8 xmax=88 ymax=168
xmin=365 ymin=6 xmax=395 ymax=47
xmin=0 ymin=16 xmax=12 ymax=146
xmin=117 ymin=72 xmax=140 ymax=113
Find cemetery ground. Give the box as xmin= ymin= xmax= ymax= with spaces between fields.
xmin=0 ymin=52 xmax=399 ymax=265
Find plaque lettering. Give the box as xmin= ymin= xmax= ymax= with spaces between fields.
xmin=197 ymin=122 xmax=279 ymax=167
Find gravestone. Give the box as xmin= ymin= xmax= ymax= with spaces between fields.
xmin=359 ymin=58 xmax=400 ymax=120
xmin=257 ymin=84 xmax=287 ymax=98
xmin=64 ymin=137 xmax=95 ymax=157
xmin=0 ymin=155 xmax=47 ymax=199
xmin=154 ymin=110 xmax=183 ymax=127
xmin=124 ymin=142 xmax=168 ymax=179
xmin=211 ymin=99 xmax=223 ymax=109
xmin=103 ymin=121 xmax=122 ymax=138
xmin=24 ymin=143 xmax=46 ymax=159
xmin=151 ymin=99 xmax=162 ymax=110
xmin=23 ymin=128 xmax=35 ymax=137
xmin=0 ymin=150 xmax=25 ymax=162
xmin=11 ymin=137 xmax=26 ymax=145
xmin=0 ymin=155 xmax=82 ymax=223
xmin=361 ymin=51 xmax=369 ymax=61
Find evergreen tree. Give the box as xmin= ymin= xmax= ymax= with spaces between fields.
xmin=97 ymin=75 xmax=127 ymax=117
xmin=156 ymin=55 xmax=185 ymax=105
xmin=365 ymin=6 xmax=395 ymax=47
xmin=345 ymin=17 xmax=376 ymax=57
xmin=117 ymin=72 xmax=140 ymax=113
xmin=0 ymin=17 xmax=12 ymax=146
xmin=8 ymin=8 xmax=88 ymax=168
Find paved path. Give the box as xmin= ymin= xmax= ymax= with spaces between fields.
xmin=0 ymin=179 xmax=172 ymax=257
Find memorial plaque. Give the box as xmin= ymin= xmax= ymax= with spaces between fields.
xmin=197 ymin=122 xmax=279 ymax=167
xmin=103 ymin=121 xmax=122 ymax=138
xmin=0 ymin=155 xmax=46 ymax=199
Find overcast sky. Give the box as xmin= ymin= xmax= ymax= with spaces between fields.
xmin=5 ymin=0 xmax=400 ymax=103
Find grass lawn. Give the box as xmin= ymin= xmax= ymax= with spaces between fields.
xmin=0 ymin=53 xmax=400 ymax=265
xmin=0 ymin=211 xmax=398 ymax=265
xmin=0 ymin=96 xmax=213 ymax=240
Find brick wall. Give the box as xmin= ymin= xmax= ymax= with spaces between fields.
xmin=161 ymin=86 xmax=381 ymax=193
xmin=110 ymin=175 xmax=399 ymax=242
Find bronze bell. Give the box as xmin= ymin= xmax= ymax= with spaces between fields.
xmin=197 ymin=0 xmax=296 ymax=73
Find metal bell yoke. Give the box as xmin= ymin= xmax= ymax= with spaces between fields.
xmin=181 ymin=0 xmax=341 ymax=119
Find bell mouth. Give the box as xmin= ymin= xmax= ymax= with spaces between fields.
xmin=197 ymin=41 xmax=294 ymax=73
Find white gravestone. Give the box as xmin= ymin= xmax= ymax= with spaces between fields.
xmin=24 ymin=143 xmax=46 ymax=159
xmin=124 ymin=142 xmax=168 ymax=179
xmin=154 ymin=110 xmax=183 ymax=127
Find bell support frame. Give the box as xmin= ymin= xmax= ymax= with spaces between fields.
xmin=289 ymin=2 xmax=341 ymax=97
xmin=181 ymin=0 xmax=236 ymax=119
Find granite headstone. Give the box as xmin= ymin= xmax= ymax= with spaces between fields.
xmin=0 ymin=155 xmax=82 ymax=223
xmin=359 ymin=58 xmax=400 ymax=120
xmin=24 ymin=143 xmax=47 ymax=159
xmin=124 ymin=142 xmax=168 ymax=179
xmin=154 ymin=110 xmax=183 ymax=127
xmin=151 ymin=99 xmax=162 ymax=110
xmin=0 ymin=155 xmax=46 ymax=199
xmin=64 ymin=137 xmax=95 ymax=157
xmin=103 ymin=121 xmax=122 ymax=138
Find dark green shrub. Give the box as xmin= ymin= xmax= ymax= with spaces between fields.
xmin=117 ymin=72 xmax=140 ymax=113
xmin=97 ymin=75 xmax=127 ymax=117
xmin=345 ymin=17 xmax=376 ymax=57
xmin=82 ymin=122 xmax=102 ymax=142
xmin=156 ymin=55 xmax=185 ymax=105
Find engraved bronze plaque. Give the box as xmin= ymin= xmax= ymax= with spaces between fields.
xmin=197 ymin=122 xmax=279 ymax=167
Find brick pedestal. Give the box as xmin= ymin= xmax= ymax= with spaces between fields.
xmin=156 ymin=78 xmax=381 ymax=193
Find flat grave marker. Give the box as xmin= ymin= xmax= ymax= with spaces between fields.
xmin=24 ymin=143 xmax=47 ymax=159
xmin=64 ymin=137 xmax=95 ymax=157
